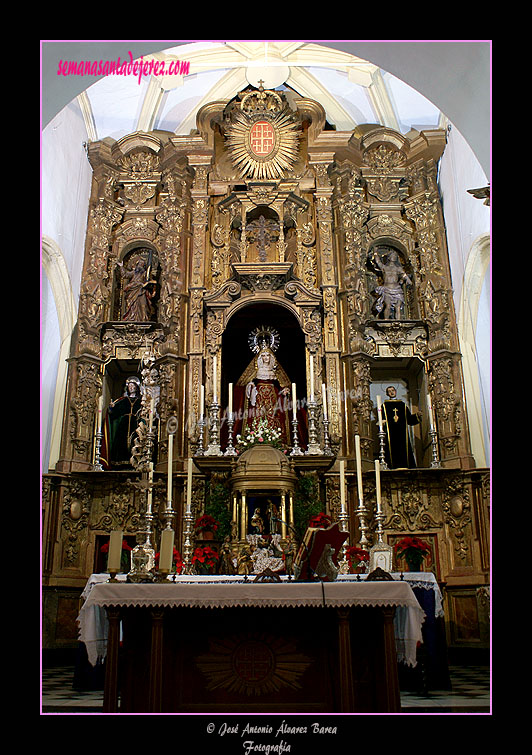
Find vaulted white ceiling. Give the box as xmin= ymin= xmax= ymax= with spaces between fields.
xmin=43 ymin=40 xmax=490 ymax=176
xmin=76 ymin=41 xmax=444 ymax=141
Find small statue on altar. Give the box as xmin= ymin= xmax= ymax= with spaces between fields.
xmin=251 ymin=508 xmax=265 ymax=534
xmin=237 ymin=543 xmax=254 ymax=576
xmin=266 ymin=499 xmax=280 ymax=534
xmin=369 ymin=247 xmax=412 ymax=320
xmin=219 ymin=536 xmax=236 ymax=575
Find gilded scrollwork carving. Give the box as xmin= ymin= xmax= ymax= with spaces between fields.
xmin=350 ymin=358 xmax=372 ymax=438
xmin=61 ymin=479 xmax=91 ymax=567
xmin=442 ymin=475 xmax=472 ymax=562
xmin=386 ymin=476 xmax=442 ymax=532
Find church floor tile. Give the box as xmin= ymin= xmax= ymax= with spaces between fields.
xmin=41 ymin=664 xmax=491 ymax=715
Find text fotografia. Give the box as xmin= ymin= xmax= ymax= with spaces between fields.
xmin=210 ymin=720 xmax=339 ymax=752
xmin=57 ymin=51 xmax=190 ymax=84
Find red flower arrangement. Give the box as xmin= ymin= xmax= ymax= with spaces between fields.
xmin=345 ymin=546 xmax=370 ymax=571
xmin=154 ymin=546 xmax=183 ymax=574
xmin=308 ymin=512 xmax=332 ymax=529
xmin=192 ymin=545 xmax=219 ymax=573
xmin=194 ymin=515 xmax=219 ymax=533
xmin=394 ymin=536 xmax=431 ymax=570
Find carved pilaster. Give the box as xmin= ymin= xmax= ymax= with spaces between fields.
xmin=427 ymin=353 xmax=474 ymax=468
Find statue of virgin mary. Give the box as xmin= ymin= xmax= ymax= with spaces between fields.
xmin=232 ymin=328 xmax=292 ymax=447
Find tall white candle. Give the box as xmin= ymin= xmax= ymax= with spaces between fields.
xmin=108 ymin=530 xmax=123 ymax=573
xmin=375 ymin=459 xmax=382 ymax=514
xmin=167 ymin=432 xmax=173 ymax=503
xmin=292 ymin=383 xmax=297 ymax=420
xmin=186 ymin=457 xmax=193 ymax=513
xmin=309 ymin=355 xmax=314 ymax=402
xmin=228 ymin=383 xmax=233 ymax=418
xmin=340 ymin=460 xmax=346 ymax=513
xmin=355 ymin=435 xmax=363 ymax=503
xmin=427 ymin=392 xmax=435 ymax=432
xmin=377 ymin=395 xmax=383 ymax=431
xmin=200 ymin=385 xmax=205 ymax=420
xmin=147 ymin=462 xmax=154 ymax=514
xmin=321 ymin=383 xmax=328 ymax=420
xmin=97 ymin=395 xmax=104 ymax=432
xmin=149 ymin=396 xmax=155 ymax=431
xmin=159 ymin=528 xmax=175 ymax=573
xmin=213 ymin=354 xmax=217 ymax=404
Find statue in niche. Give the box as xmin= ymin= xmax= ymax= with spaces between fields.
xmin=380 ymin=385 xmax=421 ymax=469
xmin=117 ymin=248 xmax=159 ymax=321
xmin=368 ymin=247 xmax=412 ymax=320
xmin=233 ymin=327 xmax=292 ymax=447
xmin=101 ymin=377 xmax=143 ymax=469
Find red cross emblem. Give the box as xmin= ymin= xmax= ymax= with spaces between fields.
xmin=249 ymin=121 xmax=275 ymax=156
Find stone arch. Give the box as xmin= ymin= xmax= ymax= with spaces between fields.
xmin=42 ymin=236 xmax=78 ymax=470
xmin=457 ymin=232 xmax=490 ymax=467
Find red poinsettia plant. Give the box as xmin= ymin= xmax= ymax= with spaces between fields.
xmin=394 ymin=536 xmax=431 ymax=561
xmin=154 ymin=546 xmax=183 ymax=574
xmin=192 ymin=545 xmax=219 ymax=573
xmin=194 ymin=514 xmax=219 ymax=533
xmin=308 ymin=512 xmax=332 ymax=529
xmin=345 ymin=546 xmax=370 ymax=570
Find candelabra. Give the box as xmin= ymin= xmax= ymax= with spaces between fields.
xmin=355 ymin=496 xmax=371 ymax=550
xmin=181 ymin=509 xmax=195 ymax=574
xmin=378 ymin=427 xmax=389 ymax=470
xmin=290 ymin=415 xmax=304 ymax=456
xmin=305 ymin=400 xmax=323 ymax=455
xmin=93 ymin=428 xmax=104 ymax=470
xmin=322 ymin=416 xmax=333 ymax=456
xmin=194 ymin=416 xmax=206 ymax=456
xmin=204 ymin=402 xmax=222 ymax=456
xmin=127 ymin=469 xmax=157 ymax=582
xmin=224 ymin=412 xmax=237 ymax=456
xmin=337 ymin=508 xmax=351 ymax=574
xmin=429 ymin=428 xmax=441 ymax=468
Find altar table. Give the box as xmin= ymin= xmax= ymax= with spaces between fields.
xmin=78 ymin=579 xmax=424 ymax=713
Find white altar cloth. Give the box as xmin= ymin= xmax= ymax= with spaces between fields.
xmin=78 ymin=577 xmax=425 ymax=669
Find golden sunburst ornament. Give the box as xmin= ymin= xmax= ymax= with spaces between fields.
xmin=225 ymin=85 xmax=301 ymax=180
xmin=195 ymin=632 xmax=313 ymax=697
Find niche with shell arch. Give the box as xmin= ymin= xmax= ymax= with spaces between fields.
xmin=366 ymin=240 xmax=417 ymax=321
xmin=113 ymin=244 xmax=161 ymax=322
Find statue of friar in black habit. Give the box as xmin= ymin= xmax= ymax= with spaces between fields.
xmin=101 ymin=377 xmax=143 ymax=469
xmin=380 ymin=385 xmax=421 ymax=469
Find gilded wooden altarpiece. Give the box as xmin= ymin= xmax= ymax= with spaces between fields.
xmin=42 ymin=85 xmax=488 ymax=654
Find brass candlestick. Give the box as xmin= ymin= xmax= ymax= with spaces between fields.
xmin=205 ymin=402 xmax=222 ymax=456
xmin=306 ymin=400 xmax=323 ymax=455
xmin=290 ymin=415 xmax=304 ymax=456
xmin=224 ymin=413 xmax=237 ymax=456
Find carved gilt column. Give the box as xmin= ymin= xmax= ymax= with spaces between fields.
xmin=311 ymin=156 xmax=343 ymax=447
xmin=186 ymin=157 xmax=212 ymax=453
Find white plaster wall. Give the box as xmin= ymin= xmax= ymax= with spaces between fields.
xmin=42 ymin=99 xmax=92 ymax=304
xmin=41 ymin=270 xmax=61 ymax=472
xmin=438 ymin=124 xmax=491 ymax=466
xmin=438 ymin=124 xmax=490 ymax=314
xmin=41 ymin=99 xmax=92 ymax=472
